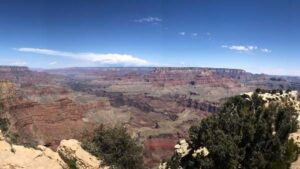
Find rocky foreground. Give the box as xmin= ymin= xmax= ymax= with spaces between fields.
xmin=0 ymin=130 xmax=107 ymax=169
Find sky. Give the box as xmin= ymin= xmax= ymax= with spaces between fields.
xmin=0 ymin=0 xmax=299 ymax=76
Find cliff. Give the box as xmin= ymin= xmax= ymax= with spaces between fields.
xmin=0 ymin=66 xmax=30 ymax=72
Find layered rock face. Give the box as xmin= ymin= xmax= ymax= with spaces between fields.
xmin=0 ymin=67 xmax=109 ymax=147
xmin=0 ymin=85 xmax=98 ymax=147
xmin=0 ymin=80 xmax=16 ymax=99
xmin=5 ymin=97 xmax=96 ymax=147
xmin=0 ymin=66 xmax=54 ymax=85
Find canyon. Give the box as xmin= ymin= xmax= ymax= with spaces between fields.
xmin=1 ymin=66 xmax=300 ymax=168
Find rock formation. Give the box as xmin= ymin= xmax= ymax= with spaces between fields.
xmin=0 ymin=130 xmax=106 ymax=169
xmin=58 ymin=139 xmax=108 ymax=169
xmin=0 ymin=130 xmax=68 ymax=169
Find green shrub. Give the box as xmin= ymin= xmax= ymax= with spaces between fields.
xmin=167 ymin=91 xmax=300 ymax=169
xmin=0 ymin=118 xmax=9 ymax=133
xmin=0 ymin=118 xmax=20 ymax=145
xmin=82 ymin=126 xmax=143 ymax=169
xmin=65 ymin=159 xmax=78 ymax=169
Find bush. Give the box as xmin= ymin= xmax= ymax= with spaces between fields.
xmin=167 ymin=92 xmax=300 ymax=169
xmin=0 ymin=118 xmax=9 ymax=133
xmin=0 ymin=118 xmax=20 ymax=145
xmin=64 ymin=158 xmax=78 ymax=169
xmin=82 ymin=126 xmax=143 ymax=169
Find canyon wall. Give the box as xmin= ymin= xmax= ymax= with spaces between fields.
xmin=1 ymin=66 xmax=300 ymax=168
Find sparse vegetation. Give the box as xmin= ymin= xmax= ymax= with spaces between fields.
xmin=166 ymin=91 xmax=300 ymax=169
xmin=189 ymin=81 xmax=196 ymax=85
xmin=0 ymin=118 xmax=20 ymax=145
xmin=0 ymin=118 xmax=9 ymax=133
xmin=82 ymin=126 xmax=143 ymax=169
xmin=270 ymin=77 xmax=285 ymax=82
xmin=65 ymin=158 xmax=78 ymax=169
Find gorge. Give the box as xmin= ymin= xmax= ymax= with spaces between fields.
xmin=1 ymin=66 xmax=300 ymax=168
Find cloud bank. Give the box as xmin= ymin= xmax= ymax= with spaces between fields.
xmin=16 ymin=48 xmax=149 ymax=66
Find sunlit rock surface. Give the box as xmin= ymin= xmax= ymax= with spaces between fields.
xmin=0 ymin=130 xmax=67 ymax=169
xmin=58 ymin=139 xmax=109 ymax=169
xmin=0 ymin=130 xmax=108 ymax=169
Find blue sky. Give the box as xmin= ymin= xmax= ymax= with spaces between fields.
xmin=0 ymin=0 xmax=299 ymax=76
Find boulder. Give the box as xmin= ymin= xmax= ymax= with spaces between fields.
xmin=0 ymin=130 xmax=67 ymax=169
xmin=57 ymin=139 xmax=108 ymax=169
xmin=0 ymin=130 xmax=108 ymax=169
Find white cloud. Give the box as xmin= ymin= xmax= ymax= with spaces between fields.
xmin=179 ymin=32 xmax=211 ymax=38
xmin=49 ymin=61 xmax=58 ymax=65
xmin=222 ymin=45 xmax=260 ymax=52
xmin=191 ymin=33 xmax=198 ymax=37
xmin=134 ymin=17 xmax=162 ymax=23
xmin=261 ymin=48 xmax=272 ymax=53
xmin=10 ymin=61 xmax=27 ymax=66
xmin=222 ymin=45 xmax=272 ymax=54
xmin=179 ymin=32 xmax=186 ymax=36
xmin=222 ymin=45 xmax=257 ymax=52
xmin=16 ymin=48 xmax=149 ymax=66
xmin=247 ymin=46 xmax=258 ymax=50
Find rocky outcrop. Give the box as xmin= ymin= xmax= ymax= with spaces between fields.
xmin=158 ymin=139 xmax=209 ymax=169
xmin=243 ymin=90 xmax=300 ymax=111
xmin=58 ymin=139 xmax=108 ymax=169
xmin=0 ymin=130 xmax=68 ymax=169
xmin=0 ymin=130 xmax=107 ymax=169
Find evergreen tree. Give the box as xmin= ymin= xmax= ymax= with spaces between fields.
xmin=82 ymin=126 xmax=143 ymax=169
xmin=167 ymin=92 xmax=300 ymax=169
